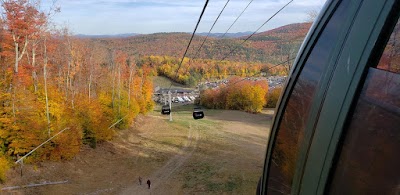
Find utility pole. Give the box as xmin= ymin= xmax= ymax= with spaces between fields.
xmin=169 ymin=91 xmax=172 ymax=121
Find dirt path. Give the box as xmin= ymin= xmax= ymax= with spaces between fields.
xmin=120 ymin=122 xmax=200 ymax=195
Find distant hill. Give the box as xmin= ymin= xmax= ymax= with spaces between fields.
xmin=249 ymin=23 xmax=312 ymax=41
xmin=95 ymin=32 xmax=267 ymax=62
xmin=90 ymin=23 xmax=312 ymax=64
xmin=75 ymin=32 xmax=253 ymax=39
xmin=75 ymin=33 xmax=140 ymax=38
xmin=245 ymin=22 xmax=312 ymax=62
xmin=196 ymin=31 xmax=253 ymax=38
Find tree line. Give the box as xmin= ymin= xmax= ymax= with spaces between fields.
xmin=135 ymin=55 xmax=286 ymax=86
xmin=197 ymin=77 xmax=282 ymax=113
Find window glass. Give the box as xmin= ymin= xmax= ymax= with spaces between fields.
xmin=329 ymin=19 xmax=400 ymax=195
xmin=377 ymin=21 xmax=400 ymax=73
xmin=266 ymin=1 xmax=351 ymax=194
xmin=329 ymin=68 xmax=400 ymax=194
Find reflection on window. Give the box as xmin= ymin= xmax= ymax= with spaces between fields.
xmin=266 ymin=1 xmax=351 ymax=194
xmin=329 ymin=68 xmax=400 ymax=194
xmin=378 ymin=20 xmax=400 ymax=74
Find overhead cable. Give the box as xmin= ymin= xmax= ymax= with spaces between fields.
xmin=219 ymin=0 xmax=255 ymax=39
xmin=220 ymin=0 xmax=294 ymax=61
xmin=168 ymin=0 xmax=210 ymax=90
xmin=199 ymin=0 xmax=294 ymax=80
xmin=192 ymin=0 xmax=231 ymax=60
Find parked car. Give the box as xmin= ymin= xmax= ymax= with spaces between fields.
xmin=172 ymin=97 xmax=179 ymax=103
xmin=258 ymin=0 xmax=400 ymax=194
xmin=177 ymin=97 xmax=185 ymax=103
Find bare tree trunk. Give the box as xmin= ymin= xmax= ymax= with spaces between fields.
xmin=88 ymin=71 xmax=92 ymax=102
xmin=88 ymin=55 xmax=93 ymax=102
xmin=71 ymin=81 xmax=75 ymax=109
xmin=14 ymin=40 xmax=19 ymax=74
xmin=12 ymin=34 xmax=29 ymax=74
xmin=128 ymin=65 xmax=134 ymax=107
xmin=111 ymin=66 xmax=115 ymax=108
xmin=69 ymin=61 xmax=75 ymax=109
xmin=110 ymin=50 xmax=116 ymax=108
xmin=118 ymin=61 xmax=121 ymax=115
xmin=43 ymin=37 xmax=51 ymax=137
xmin=32 ymin=48 xmax=38 ymax=91
xmin=58 ymin=64 xmax=62 ymax=89
xmin=66 ymin=60 xmax=71 ymax=100
xmin=31 ymin=44 xmax=38 ymax=92
xmin=11 ymin=84 xmax=16 ymax=118
xmin=140 ymin=75 xmax=144 ymax=95
xmin=65 ymin=36 xmax=73 ymax=102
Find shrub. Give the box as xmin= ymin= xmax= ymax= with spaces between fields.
xmin=200 ymin=78 xmax=269 ymax=113
xmin=266 ymin=87 xmax=283 ymax=108
xmin=0 ymin=155 xmax=10 ymax=183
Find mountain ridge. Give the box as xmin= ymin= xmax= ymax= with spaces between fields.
xmin=75 ymin=33 xmax=141 ymax=38
xmin=75 ymin=31 xmax=255 ymax=39
xmin=88 ymin=22 xmax=312 ymax=64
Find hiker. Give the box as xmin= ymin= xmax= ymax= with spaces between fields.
xmin=147 ymin=179 xmax=151 ymax=189
xmin=138 ymin=176 xmax=142 ymax=185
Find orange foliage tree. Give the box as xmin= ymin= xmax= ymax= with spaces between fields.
xmin=266 ymin=87 xmax=283 ymax=108
xmin=199 ymin=78 xmax=269 ymax=113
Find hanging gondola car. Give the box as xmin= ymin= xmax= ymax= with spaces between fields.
xmin=161 ymin=105 xmax=171 ymax=115
xmin=193 ymin=107 xmax=204 ymax=120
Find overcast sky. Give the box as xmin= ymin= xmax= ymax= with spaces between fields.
xmin=43 ymin=0 xmax=327 ymax=35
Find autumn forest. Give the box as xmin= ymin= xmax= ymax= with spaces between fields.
xmin=0 ymin=0 xmax=309 ymax=182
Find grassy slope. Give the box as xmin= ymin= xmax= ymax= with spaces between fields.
xmin=152 ymin=76 xmax=188 ymax=89
xmin=160 ymin=104 xmax=272 ymax=194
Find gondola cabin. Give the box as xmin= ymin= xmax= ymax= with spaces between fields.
xmin=258 ymin=0 xmax=400 ymax=194
xmin=193 ymin=108 xmax=204 ymax=120
xmin=161 ymin=105 xmax=170 ymax=115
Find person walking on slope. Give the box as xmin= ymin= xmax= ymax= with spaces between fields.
xmin=147 ymin=179 xmax=151 ymax=189
xmin=138 ymin=176 xmax=142 ymax=185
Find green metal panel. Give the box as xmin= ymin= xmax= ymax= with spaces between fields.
xmin=259 ymin=1 xmax=339 ymax=194
xmin=291 ymin=0 xmax=363 ymax=194
xmin=299 ymin=0 xmax=396 ymax=194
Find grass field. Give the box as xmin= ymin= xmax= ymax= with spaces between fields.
xmin=2 ymin=104 xmax=273 ymax=194
xmin=152 ymin=76 xmax=188 ymax=89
